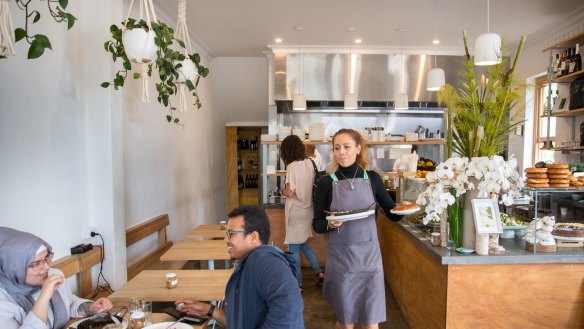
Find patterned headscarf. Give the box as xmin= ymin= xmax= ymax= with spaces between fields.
xmin=0 ymin=227 xmax=67 ymax=328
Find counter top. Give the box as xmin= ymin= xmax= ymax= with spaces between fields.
xmin=394 ymin=220 xmax=584 ymax=265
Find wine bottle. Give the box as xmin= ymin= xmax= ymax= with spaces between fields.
xmin=237 ymin=156 xmax=242 ymax=171
xmin=238 ymin=175 xmax=244 ymax=189
xmin=552 ymin=53 xmax=560 ymax=74
xmin=567 ymin=47 xmax=576 ymax=74
xmin=558 ymin=50 xmax=567 ymax=77
xmin=574 ymin=44 xmax=582 ymax=73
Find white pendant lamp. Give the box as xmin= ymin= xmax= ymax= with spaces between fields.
xmin=344 ymin=93 xmax=358 ymax=110
xmin=344 ymin=28 xmax=358 ymax=110
xmin=427 ymin=0 xmax=445 ymax=91
xmin=474 ymin=0 xmax=502 ymax=66
xmin=427 ymin=67 xmax=445 ymax=91
xmin=293 ymin=27 xmax=307 ymax=111
xmin=394 ymin=29 xmax=408 ymax=110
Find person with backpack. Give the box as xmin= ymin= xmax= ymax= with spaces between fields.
xmin=312 ymin=128 xmax=404 ymax=329
xmin=280 ymin=135 xmax=325 ymax=290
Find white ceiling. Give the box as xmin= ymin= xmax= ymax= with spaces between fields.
xmin=154 ymin=0 xmax=584 ymax=57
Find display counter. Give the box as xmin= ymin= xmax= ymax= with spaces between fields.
xmin=377 ymin=215 xmax=584 ymax=329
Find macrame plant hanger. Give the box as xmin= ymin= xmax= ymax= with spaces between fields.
xmin=124 ymin=0 xmax=158 ymax=102
xmin=0 ymin=0 xmax=15 ymax=57
xmin=175 ymin=0 xmax=196 ymax=113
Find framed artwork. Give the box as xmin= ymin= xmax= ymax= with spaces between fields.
xmin=471 ymin=199 xmax=503 ymax=234
xmin=552 ymin=96 xmax=570 ymax=113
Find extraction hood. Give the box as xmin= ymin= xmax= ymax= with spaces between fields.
xmin=274 ymin=52 xmax=484 ymax=112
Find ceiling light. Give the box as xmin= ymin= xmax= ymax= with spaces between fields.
xmin=275 ymin=38 xmax=282 ymax=43
xmin=394 ymin=29 xmax=409 ymax=110
xmin=427 ymin=0 xmax=445 ymax=92
xmin=355 ymin=39 xmax=362 ymax=44
xmin=433 ymin=39 xmax=439 ymax=45
xmin=474 ymin=0 xmax=502 ymax=65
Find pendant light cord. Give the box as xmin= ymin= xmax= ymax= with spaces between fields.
xmin=487 ymin=0 xmax=490 ymax=33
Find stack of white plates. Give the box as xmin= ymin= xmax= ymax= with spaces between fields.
xmin=278 ymin=126 xmax=291 ymax=141
xmin=261 ymin=134 xmax=277 ymax=142
xmin=292 ymin=127 xmax=306 ymax=140
xmin=309 ymin=123 xmax=326 ymax=141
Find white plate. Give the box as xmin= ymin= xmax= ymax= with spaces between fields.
xmin=144 ymin=322 xmax=193 ymax=329
xmin=455 ymin=247 xmax=475 ymax=254
xmin=69 ymin=318 xmax=128 ymax=329
xmin=390 ymin=207 xmax=421 ymax=215
xmin=552 ymin=235 xmax=584 ymax=241
xmin=326 ymin=209 xmax=375 ymax=221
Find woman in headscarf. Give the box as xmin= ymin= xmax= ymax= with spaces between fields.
xmin=0 ymin=227 xmax=112 ymax=329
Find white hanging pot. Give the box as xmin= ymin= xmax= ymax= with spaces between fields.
xmin=176 ymin=58 xmax=197 ymax=83
xmin=122 ymin=27 xmax=156 ymax=64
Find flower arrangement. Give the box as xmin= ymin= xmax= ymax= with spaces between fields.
xmin=437 ymin=31 xmax=526 ymax=159
xmin=416 ymin=155 xmax=524 ymax=225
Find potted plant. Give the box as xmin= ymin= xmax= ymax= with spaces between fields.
xmin=101 ymin=18 xmax=209 ymax=124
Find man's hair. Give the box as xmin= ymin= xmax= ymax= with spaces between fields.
xmin=228 ymin=205 xmax=270 ymax=245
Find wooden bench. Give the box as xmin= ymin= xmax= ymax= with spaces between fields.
xmin=126 ymin=214 xmax=187 ymax=280
xmin=52 ymin=246 xmax=103 ymax=298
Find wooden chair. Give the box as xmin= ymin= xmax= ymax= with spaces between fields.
xmin=126 ymin=214 xmax=187 ymax=280
xmin=52 ymin=246 xmax=102 ymax=298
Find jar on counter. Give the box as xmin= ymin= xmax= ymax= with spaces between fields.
xmin=166 ymin=273 xmax=178 ymax=289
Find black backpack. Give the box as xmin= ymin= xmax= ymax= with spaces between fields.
xmin=569 ymin=76 xmax=584 ymax=110
xmin=309 ymin=158 xmax=327 ymax=201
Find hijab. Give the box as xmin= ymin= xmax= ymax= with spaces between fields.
xmin=0 ymin=227 xmax=68 ymax=329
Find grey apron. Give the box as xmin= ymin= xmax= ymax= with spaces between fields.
xmin=324 ymin=171 xmax=386 ymax=325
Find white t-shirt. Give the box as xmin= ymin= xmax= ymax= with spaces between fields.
xmin=284 ymin=159 xmax=316 ymax=244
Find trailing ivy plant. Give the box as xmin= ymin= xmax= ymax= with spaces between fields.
xmin=101 ymin=18 xmax=209 ymax=124
xmin=11 ymin=0 xmax=77 ymax=59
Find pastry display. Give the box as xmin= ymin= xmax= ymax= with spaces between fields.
xmin=393 ymin=201 xmax=420 ymax=212
xmin=524 ymin=216 xmax=557 ymax=252
xmin=552 ymin=222 xmax=584 ymax=238
xmin=524 ymin=167 xmax=549 ymax=188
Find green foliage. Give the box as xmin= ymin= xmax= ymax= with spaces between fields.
xmin=102 ymin=19 xmax=209 ymax=124
xmin=11 ymin=0 xmax=77 ymax=59
xmin=437 ymin=31 xmax=527 ymax=158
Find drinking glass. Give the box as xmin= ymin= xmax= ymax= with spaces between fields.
xmin=141 ymin=300 xmax=152 ymax=326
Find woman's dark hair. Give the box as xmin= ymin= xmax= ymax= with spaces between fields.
xmin=280 ymin=135 xmax=306 ymax=166
xmin=228 ymin=205 xmax=271 ymax=245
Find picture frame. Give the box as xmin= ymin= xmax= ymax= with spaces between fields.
xmin=471 ymin=199 xmax=503 ymax=234
xmin=551 ymin=96 xmax=570 ymax=113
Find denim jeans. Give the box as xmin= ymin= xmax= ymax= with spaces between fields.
xmin=288 ymin=242 xmax=322 ymax=286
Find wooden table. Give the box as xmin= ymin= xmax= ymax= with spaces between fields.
xmin=186 ymin=224 xmax=226 ymax=239
xmin=107 ymin=269 xmax=232 ymax=304
xmin=160 ymin=240 xmax=230 ymax=269
xmin=65 ymin=312 xmax=207 ymax=328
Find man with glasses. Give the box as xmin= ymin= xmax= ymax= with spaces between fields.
xmin=177 ymin=205 xmax=304 ymax=329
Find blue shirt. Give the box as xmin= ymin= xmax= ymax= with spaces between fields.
xmin=223 ymin=245 xmax=305 ymax=329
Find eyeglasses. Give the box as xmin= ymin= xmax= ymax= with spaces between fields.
xmin=225 ymin=230 xmax=247 ymax=240
xmin=29 ymin=252 xmax=54 ymax=272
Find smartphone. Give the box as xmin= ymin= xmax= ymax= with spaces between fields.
xmin=162 ymin=306 xmax=205 ymax=324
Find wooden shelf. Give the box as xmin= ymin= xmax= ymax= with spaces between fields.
xmin=553 ymin=69 xmax=584 ymax=83
xmin=542 ymin=31 xmax=584 ymax=52
xmin=261 ymin=140 xmax=445 ymax=146
xmin=551 ymin=108 xmax=584 ymax=117
xmin=265 ymin=172 xmax=287 ymax=177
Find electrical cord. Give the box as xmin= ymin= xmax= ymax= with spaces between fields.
xmin=90 ymin=232 xmax=114 ymax=298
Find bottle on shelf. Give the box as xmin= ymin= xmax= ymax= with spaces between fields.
xmin=241 ymin=137 xmax=249 ymax=149
xmin=238 ymin=175 xmax=244 ymax=189
xmin=567 ymin=47 xmax=575 ymax=74
xmin=575 ymin=44 xmax=582 ymax=73
xmin=552 ymin=53 xmax=561 ymax=74
xmin=237 ymin=135 xmax=242 ymax=149
xmin=558 ymin=50 xmax=567 ymax=77
xmin=237 ymin=156 xmax=242 ymax=171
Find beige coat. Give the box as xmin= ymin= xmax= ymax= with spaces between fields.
xmin=284 ymin=159 xmax=316 ymax=244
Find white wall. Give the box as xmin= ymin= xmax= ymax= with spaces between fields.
xmin=0 ymin=0 xmax=230 ymax=291
xmin=210 ymin=57 xmax=269 ymax=124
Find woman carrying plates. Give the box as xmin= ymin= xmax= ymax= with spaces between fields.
xmin=312 ymin=128 xmax=405 ymax=329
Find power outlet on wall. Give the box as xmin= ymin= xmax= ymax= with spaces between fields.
xmin=81 ymin=226 xmax=97 ymax=244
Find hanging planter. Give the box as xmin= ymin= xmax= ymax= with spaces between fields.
xmin=122 ymin=27 xmax=156 ymax=63
xmin=101 ymin=0 xmax=209 ymax=124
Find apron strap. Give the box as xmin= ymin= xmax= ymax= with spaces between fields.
xmin=363 ymin=170 xmax=370 ymax=181
xmin=330 ymin=173 xmax=339 ymax=182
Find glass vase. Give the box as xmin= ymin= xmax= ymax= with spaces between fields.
xmin=447 ymin=194 xmax=464 ymax=248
